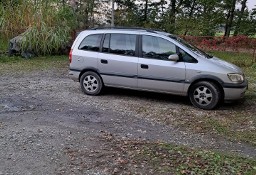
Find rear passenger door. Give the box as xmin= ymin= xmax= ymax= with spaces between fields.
xmin=138 ymin=35 xmax=186 ymax=94
xmin=98 ymin=33 xmax=138 ymax=88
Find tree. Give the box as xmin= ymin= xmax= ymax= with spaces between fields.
xmin=234 ymin=0 xmax=247 ymax=36
xmin=175 ymin=0 xmax=222 ymax=36
xmin=224 ymin=0 xmax=237 ymax=37
xmin=235 ymin=9 xmax=256 ymax=36
xmin=182 ymin=0 xmax=196 ymax=35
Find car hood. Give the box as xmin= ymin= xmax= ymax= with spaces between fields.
xmin=208 ymin=57 xmax=243 ymax=74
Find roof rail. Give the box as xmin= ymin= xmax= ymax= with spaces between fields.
xmin=89 ymin=26 xmax=157 ymax=33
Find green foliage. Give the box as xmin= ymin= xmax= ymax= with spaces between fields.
xmin=112 ymin=0 xmax=255 ymax=36
xmin=236 ymin=10 xmax=256 ymax=36
xmin=0 ymin=34 xmax=8 ymax=51
xmin=0 ymin=0 xmax=75 ymax=55
xmin=56 ymin=6 xmax=77 ymax=29
xmin=20 ymin=23 xmax=70 ymax=55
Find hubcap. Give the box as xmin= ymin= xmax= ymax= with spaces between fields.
xmin=83 ymin=75 xmax=99 ymax=92
xmin=193 ymin=86 xmax=213 ymax=106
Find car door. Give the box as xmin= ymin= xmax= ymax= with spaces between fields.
xmin=98 ymin=33 xmax=138 ymax=88
xmin=138 ymin=35 xmax=186 ymax=94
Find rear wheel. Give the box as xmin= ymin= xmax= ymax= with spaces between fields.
xmin=189 ymin=81 xmax=221 ymax=110
xmin=80 ymin=71 xmax=103 ymax=95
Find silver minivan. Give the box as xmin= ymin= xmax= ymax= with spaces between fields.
xmin=69 ymin=27 xmax=248 ymax=109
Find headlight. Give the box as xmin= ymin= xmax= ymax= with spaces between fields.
xmin=227 ymin=73 xmax=244 ymax=83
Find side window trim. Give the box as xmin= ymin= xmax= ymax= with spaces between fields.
xmin=138 ymin=35 xmax=143 ymax=58
xmin=135 ymin=34 xmax=140 ymax=57
xmin=100 ymin=33 xmax=110 ymax=53
xmin=99 ymin=33 xmax=105 ymax=52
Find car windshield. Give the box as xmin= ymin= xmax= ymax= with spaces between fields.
xmin=168 ymin=35 xmax=213 ymax=59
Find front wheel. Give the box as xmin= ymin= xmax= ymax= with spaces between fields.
xmin=80 ymin=71 xmax=103 ymax=95
xmin=189 ymin=81 xmax=221 ymax=110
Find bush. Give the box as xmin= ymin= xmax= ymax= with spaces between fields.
xmin=182 ymin=35 xmax=256 ymax=51
xmin=21 ymin=23 xmax=71 ymax=55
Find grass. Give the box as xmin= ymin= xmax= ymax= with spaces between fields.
xmin=100 ymin=135 xmax=256 ymax=174
xmin=132 ymin=142 xmax=256 ymax=174
xmin=215 ymin=32 xmax=256 ymax=38
xmin=0 ymin=54 xmax=68 ymax=74
xmin=0 ymin=35 xmax=9 ymax=52
xmin=209 ymin=51 xmax=255 ymax=67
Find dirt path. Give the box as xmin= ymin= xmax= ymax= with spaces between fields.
xmin=0 ymin=69 xmax=255 ymax=174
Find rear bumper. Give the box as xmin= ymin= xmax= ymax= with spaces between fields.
xmin=69 ymin=70 xmax=80 ymax=82
xmin=223 ymin=80 xmax=248 ymax=100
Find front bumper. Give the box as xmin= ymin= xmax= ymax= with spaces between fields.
xmin=223 ymin=80 xmax=248 ymax=100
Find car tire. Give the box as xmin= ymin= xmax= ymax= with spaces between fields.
xmin=80 ymin=71 xmax=103 ymax=95
xmin=189 ymin=81 xmax=221 ymax=110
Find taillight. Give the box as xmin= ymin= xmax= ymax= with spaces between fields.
xmin=69 ymin=49 xmax=73 ymax=63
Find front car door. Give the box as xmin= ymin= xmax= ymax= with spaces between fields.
xmin=138 ymin=35 xmax=186 ymax=95
xmin=98 ymin=33 xmax=138 ymax=88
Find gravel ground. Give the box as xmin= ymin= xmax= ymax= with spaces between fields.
xmin=0 ymin=68 xmax=255 ymax=174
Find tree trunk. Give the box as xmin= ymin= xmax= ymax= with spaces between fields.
xmin=160 ymin=0 xmax=164 ymax=16
xmin=144 ymin=0 xmax=148 ymax=22
xmin=90 ymin=0 xmax=95 ymax=27
xmin=168 ymin=0 xmax=176 ymax=32
xmin=234 ymin=0 xmax=247 ymax=36
xmin=170 ymin=0 xmax=176 ymax=24
xmin=224 ymin=0 xmax=237 ymax=37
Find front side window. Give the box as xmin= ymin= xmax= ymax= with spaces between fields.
xmin=79 ymin=34 xmax=102 ymax=52
xmin=169 ymin=35 xmax=213 ymax=59
xmin=179 ymin=48 xmax=198 ymax=63
xmin=109 ymin=34 xmax=136 ymax=56
xmin=142 ymin=35 xmax=176 ymax=60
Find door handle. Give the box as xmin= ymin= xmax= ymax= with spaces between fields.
xmin=101 ymin=59 xmax=108 ymax=64
xmin=141 ymin=64 xmax=148 ymax=69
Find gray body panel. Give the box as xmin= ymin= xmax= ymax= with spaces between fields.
xmin=138 ymin=58 xmax=186 ymax=95
xmin=98 ymin=53 xmax=138 ymax=88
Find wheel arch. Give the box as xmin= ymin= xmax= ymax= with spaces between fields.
xmin=187 ymin=76 xmax=225 ymax=100
xmin=79 ymin=67 xmax=101 ymax=82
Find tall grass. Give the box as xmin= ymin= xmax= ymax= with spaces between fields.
xmin=0 ymin=34 xmax=8 ymax=52
xmin=0 ymin=0 xmax=76 ymax=55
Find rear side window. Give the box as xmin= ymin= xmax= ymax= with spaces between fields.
xmin=79 ymin=34 xmax=102 ymax=52
xmin=142 ymin=35 xmax=176 ymax=60
xmin=108 ymin=34 xmax=136 ymax=56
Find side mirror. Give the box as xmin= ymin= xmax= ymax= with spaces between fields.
xmin=168 ymin=54 xmax=179 ymax=61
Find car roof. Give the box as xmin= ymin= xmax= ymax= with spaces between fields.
xmin=82 ymin=27 xmax=173 ymax=37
